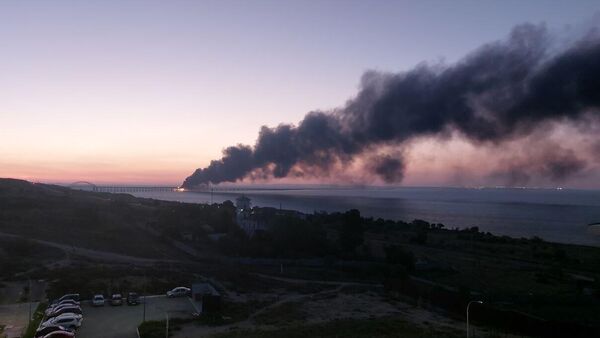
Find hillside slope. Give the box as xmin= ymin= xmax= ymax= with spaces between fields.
xmin=0 ymin=179 xmax=184 ymax=258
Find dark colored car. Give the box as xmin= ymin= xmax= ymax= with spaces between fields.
xmin=127 ymin=292 xmax=140 ymax=305
xmin=111 ymin=293 xmax=123 ymax=306
xmin=35 ymin=325 xmax=71 ymax=338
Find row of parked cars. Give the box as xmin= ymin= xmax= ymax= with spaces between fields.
xmin=91 ymin=292 xmax=140 ymax=306
xmin=33 ymin=287 xmax=188 ymax=337
xmin=34 ymin=291 xmax=141 ymax=338
xmin=34 ymin=294 xmax=82 ymax=338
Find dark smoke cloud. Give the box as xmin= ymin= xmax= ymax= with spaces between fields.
xmin=183 ymin=24 xmax=600 ymax=188
xmin=490 ymin=144 xmax=587 ymax=186
xmin=368 ymin=154 xmax=406 ymax=183
xmin=593 ymin=141 xmax=600 ymax=158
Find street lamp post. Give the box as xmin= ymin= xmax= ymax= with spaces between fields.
xmin=28 ymin=279 xmax=32 ymax=323
xmin=165 ymin=312 xmax=169 ymax=338
xmin=467 ymin=300 xmax=483 ymax=338
xmin=143 ymin=272 xmax=147 ymax=322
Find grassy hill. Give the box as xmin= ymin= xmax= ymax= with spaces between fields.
xmin=0 ymin=178 xmax=186 ymax=258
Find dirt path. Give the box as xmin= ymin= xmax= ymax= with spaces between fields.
xmin=0 ymin=231 xmax=178 ymax=265
xmin=172 ymin=285 xmax=347 ymax=338
xmin=248 ymin=284 xmax=344 ymax=322
xmin=171 ymin=281 xmax=471 ymax=338
xmin=171 ymin=270 xmax=488 ymax=338
xmin=252 ymin=273 xmax=383 ymax=287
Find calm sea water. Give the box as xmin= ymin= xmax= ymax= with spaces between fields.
xmin=130 ymin=187 xmax=600 ymax=247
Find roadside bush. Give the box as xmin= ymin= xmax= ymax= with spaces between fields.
xmin=138 ymin=320 xmax=168 ymax=338
xmin=384 ymin=245 xmax=415 ymax=271
xmin=22 ymin=302 xmax=46 ymax=338
xmin=139 ymin=318 xmax=187 ymax=338
xmin=197 ymin=312 xmax=225 ymax=326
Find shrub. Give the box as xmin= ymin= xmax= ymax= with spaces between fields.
xmin=384 ymin=245 xmax=416 ymax=271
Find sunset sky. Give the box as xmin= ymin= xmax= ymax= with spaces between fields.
xmin=1 ymin=1 xmax=599 ymax=187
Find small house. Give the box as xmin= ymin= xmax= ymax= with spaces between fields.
xmin=192 ymin=282 xmax=221 ymax=314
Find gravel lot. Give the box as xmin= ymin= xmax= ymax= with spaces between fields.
xmin=77 ymin=295 xmax=195 ymax=338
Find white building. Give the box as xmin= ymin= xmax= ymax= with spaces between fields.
xmin=235 ymin=195 xmax=251 ymax=211
xmin=235 ymin=196 xmax=265 ymax=236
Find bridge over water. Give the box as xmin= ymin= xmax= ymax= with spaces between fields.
xmin=68 ymin=181 xmax=258 ymax=193
xmin=69 ymin=181 xmax=177 ymax=193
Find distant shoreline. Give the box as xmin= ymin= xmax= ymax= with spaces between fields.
xmin=124 ymin=187 xmax=600 ymax=248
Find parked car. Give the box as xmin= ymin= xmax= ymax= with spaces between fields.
xmin=127 ymin=292 xmax=140 ymax=305
xmin=35 ymin=325 xmax=71 ymax=338
xmin=40 ymin=314 xmax=82 ymax=330
xmin=52 ymin=294 xmax=80 ymax=305
xmin=111 ymin=293 xmax=123 ymax=306
xmin=46 ymin=299 xmax=79 ymax=311
xmin=41 ymin=330 xmax=75 ymax=338
xmin=45 ymin=304 xmax=81 ymax=316
xmin=46 ymin=306 xmax=82 ymax=319
xmin=166 ymin=287 xmax=190 ymax=298
xmin=92 ymin=294 xmax=105 ymax=307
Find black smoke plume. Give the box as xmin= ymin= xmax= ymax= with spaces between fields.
xmin=182 ymin=24 xmax=600 ymax=188
xmin=489 ymin=143 xmax=588 ymax=186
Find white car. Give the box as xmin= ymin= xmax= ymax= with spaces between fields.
xmin=35 ymin=325 xmax=71 ymax=338
xmin=46 ymin=306 xmax=82 ymax=319
xmin=52 ymin=294 xmax=80 ymax=305
xmin=41 ymin=330 xmax=75 ymax=338
xmin=166 ymin=287 xmax=190 ymax=298
xmin=40 ymin=314 xmax=82 ymax=330
xmin=47 ymin=300 xmax=79 ymax=311
xmin=92 ymin=294 xmax=105 ymax=306
xmin=45 ymin=304 xmax=81 ymax=316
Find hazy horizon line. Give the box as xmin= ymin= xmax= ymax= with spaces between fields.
xmin=10 ymin=177 xmax=597 ymax=192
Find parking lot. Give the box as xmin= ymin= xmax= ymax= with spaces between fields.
xmin=77 ymin=295 xmax=195 ymax=338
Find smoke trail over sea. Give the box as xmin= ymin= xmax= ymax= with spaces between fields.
xmin=183 ymin=24 xmax=600 ymax=188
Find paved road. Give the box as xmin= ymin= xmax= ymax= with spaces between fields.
xmin=77 ymin=296 xmax=195 ymax=338
xmin=0 ymin=302 xmax=38 ymax=338
xmin=0 ymin=281 xmax=46 ymax=305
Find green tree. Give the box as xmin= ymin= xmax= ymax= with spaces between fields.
xmin=269 ymin=216 xmax=329 ymax=257
xmin=339 ymin=209 xmax=364 ymax=254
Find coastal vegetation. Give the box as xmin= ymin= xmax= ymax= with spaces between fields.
xmin=1 ymin=178 xmax=599 ymax=337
